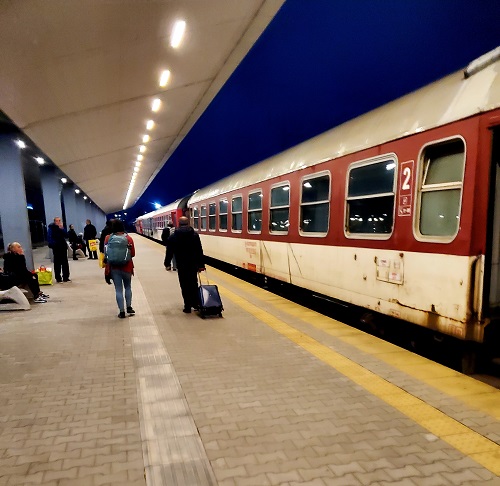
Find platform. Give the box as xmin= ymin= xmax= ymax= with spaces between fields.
xmin=0 ymin=235 xmax=499 ymax=485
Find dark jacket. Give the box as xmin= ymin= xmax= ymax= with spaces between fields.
xmin=165 ymin=226 xmax=204 ymax=271
xmin=83 ymin=223 xmax=97 ymax=241
xmin=2 ymin=252 xmax=32 ymax=283
xmin=67 ymin=229 xmax=78 ymax=245
xmin=161 ymin=227 xmax=170 ymax=246
xmin=99 ymin=225 xmax=112 ymax=253
xmin=47 ymin=223 xmax=68 ymax=251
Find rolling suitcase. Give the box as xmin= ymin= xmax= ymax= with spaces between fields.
xmin=198 ymin=272 xmax=223 ymax=318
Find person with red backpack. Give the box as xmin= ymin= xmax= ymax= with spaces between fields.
xmin=104 ymin=219 xmax=135 ymax=318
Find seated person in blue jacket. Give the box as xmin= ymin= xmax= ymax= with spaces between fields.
xmin=2 ymin=242 xmax=49 ymax=303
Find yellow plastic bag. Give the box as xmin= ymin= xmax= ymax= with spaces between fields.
xmin=35 ymin=265 xmax=53 ymax=285
xmin=88 ymin=239 xmax=98 ymax=252
xmin=98 ymin=252 xmax=106 ymax=269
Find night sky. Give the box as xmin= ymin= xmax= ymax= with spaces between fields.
xmin=131 ymin=0 xmax=500 ymax=219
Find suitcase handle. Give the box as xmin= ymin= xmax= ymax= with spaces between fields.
xmin=198 ymin=271 xmax=210 ymax=286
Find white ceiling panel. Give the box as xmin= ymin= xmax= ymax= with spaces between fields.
xmin=0 ymin=0 xmax=285 ymax=213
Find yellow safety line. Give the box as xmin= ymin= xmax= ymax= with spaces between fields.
xmin=210 ymin=275 xmax=500 ymax=476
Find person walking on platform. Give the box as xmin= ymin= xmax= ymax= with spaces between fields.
xmin=104 ymin=219 xmax=135 ymax=319
xmin=162 ymin=222 xmax=177 ymax=271
xmin=3 ymin=242 xmax=49 ymax=303
xmin=99 ymin=220 xmax=112 ymax=254
xmin=165 ymin=216 xmax=205 ymax=313
xmin=47 ymin=216 xmax=71 ymax=283
xmin=84 ymin=219 xmax=98 ymax=260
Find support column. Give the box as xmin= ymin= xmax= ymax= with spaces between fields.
xmin=0 ymin=135 xmax=34 ymax=268
xmin=75 ymin=195 xmax=87 ymax=234
xmin=62 ymin=184 xmax=78 ymax=231
xmin=40 ymin=165 xmax=63 ymax=237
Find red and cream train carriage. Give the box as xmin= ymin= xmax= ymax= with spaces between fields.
xmin=137 ymin=48 xmax=500 ymax=362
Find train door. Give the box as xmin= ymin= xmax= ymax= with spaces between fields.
xmin=487 ymin=127 xmax=500 ymax=313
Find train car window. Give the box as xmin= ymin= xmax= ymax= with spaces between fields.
xmin=209 ymin=203 xmax=216 ymax=231
xmin=231 ymin=196 xmax=243 ymax=232
xmin=346 ymin=158 xmax=395 ymax=236
xmin=418 ymin=139 xmax=465 ymax=238
xmin=200 ymin=205 xmax=207 ymax=231
xmin=219 ymin=199 xmax=228 ymax=231
xmin=193 ymin=207 xmax=199 ymax=230
xmin=270 ymin=183 xmax=290 ymax=234
xmin=248 ymin=191 xmax=262 ymax=233
xmin=300 ymin=173 xmax=330 ymax=235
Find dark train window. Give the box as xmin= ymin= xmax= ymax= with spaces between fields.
xmin=418 ymin=139 xmax=465 ymax=238
xmin=346 ymin=159 xmax=395 ymax=235
xmin=270 ymin=183 xmax=290 ymax=234
xmin=208 ymin=203 xmax=216 ymax=230
xmin=200 ymin=205 xmax=207 ymax=231
xmin=248 ymin=190 xmax=262 ymax=233
xmin=231 ymin=196 xmax=242 ymax=232
xmin=300 ymin=173 xmax=330 ymax=234
xmin=193 ymin=207 xmax=199 ymax=229
xmin=219 ymin=199 xmax=228 ymax=231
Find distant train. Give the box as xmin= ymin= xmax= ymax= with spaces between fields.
xmin=136 ymin=47 xmax=500 ymax=370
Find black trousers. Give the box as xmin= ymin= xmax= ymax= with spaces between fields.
xmin=177 ymin=268 xmax=199 ymax=309
xmin=53 ymin=248 xmax=70 ymax=281
xmin=18 ymin=272 xmax=41 ymax=297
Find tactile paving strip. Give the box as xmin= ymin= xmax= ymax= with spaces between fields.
xmin=129 ymin=283 xmax=217 ymax=486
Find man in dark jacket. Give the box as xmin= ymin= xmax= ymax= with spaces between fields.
xmin=47 ymin=216 xmax=70 ymax=282
xmin=83 ymin=219 xmax=98 ymax=259
xmin=165 ymin=216 xmax=205 ymax=313
xmin=99 ymin=220 xmax=112 ymax=254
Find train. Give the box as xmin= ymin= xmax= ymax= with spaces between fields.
xmin=136 ymin=47 xmax=500 ymax=371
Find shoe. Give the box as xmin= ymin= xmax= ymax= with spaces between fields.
xmin=118 ymin=311 xmax=127 ymax=318
xmin=33 ymin=296 xmax=47 ymax=303
xmin=127 ymin=306 xmax=135 ymax=315
xmin=40 ymin=293 xmax=50 ymax=299
xmin=56 ymin=279 xmax=62 ymax=283
xmin=183 ymin=307 xmax=191 ymax=313
xmin=63 ymin=279 xmax=71 ymax=282
xmin=173 ymin=268 xmax=177 ymax=271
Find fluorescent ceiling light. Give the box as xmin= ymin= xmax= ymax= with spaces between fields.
xmin=137 ymin=154 xmax=144 ymax=161
xmin=16 ymin=140 xmax=26 ymax=149
xmin=139 ymin=145 xmax=146 ymax=153
xmin=146 ymin=120 xmax=155 ymax=130
xmin=159 ymin=70 xmax=171 ymax=87
xmin=75 ymin=189 xmax=80 ymax=194
xmin=135 ymin=161 xmax=141 ymax=167
xmin=152 ymin=98 xmax=161 ymax=112
xmin=83 ymin=196 xmax=88 ymax=200
xmin=61 ymin=178 xmax=67 ymax=183
xmin=35 ymin=157 xmax=45 ymax=165
xmin=142 ymin=134 xmax=150 ymax=143
xmin=170 ymin=20 xmax=186 ymax=48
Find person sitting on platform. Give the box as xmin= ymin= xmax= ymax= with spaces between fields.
xmin=67 ymin=224 xmax=79 ymax=260
xmin=2 ymin=242 xmax=49 ymax=303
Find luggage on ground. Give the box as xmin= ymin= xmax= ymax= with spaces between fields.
xmin=198 ymin=272 xmax=223 ymax=318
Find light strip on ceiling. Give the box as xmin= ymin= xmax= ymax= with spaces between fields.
xmin=159 ymin=69 xmax=171 ymax=87
xmin=170 ymin=20 xmax=186 ymax=48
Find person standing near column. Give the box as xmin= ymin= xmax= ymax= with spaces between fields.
xmin=47 ymin=216 xmax=71 ymax=283
xmin=84 ymin=219 xmax=98 ymax=260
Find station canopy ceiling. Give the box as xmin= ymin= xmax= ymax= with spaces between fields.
xmin=0 ymin=0 xmax=284 ymax=214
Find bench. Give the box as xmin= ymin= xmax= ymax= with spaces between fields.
xmin=0 ymin=286 xmax=31 ymax=311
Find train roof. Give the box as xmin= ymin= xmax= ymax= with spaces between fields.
xmin=189 ymin=47 xmax=500 ymax=204
xmin=136 ymin=194 xmax=192 ymax=220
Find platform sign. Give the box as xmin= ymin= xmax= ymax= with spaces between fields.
xmin=398 ymin=160 xmax=414 ymax=217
